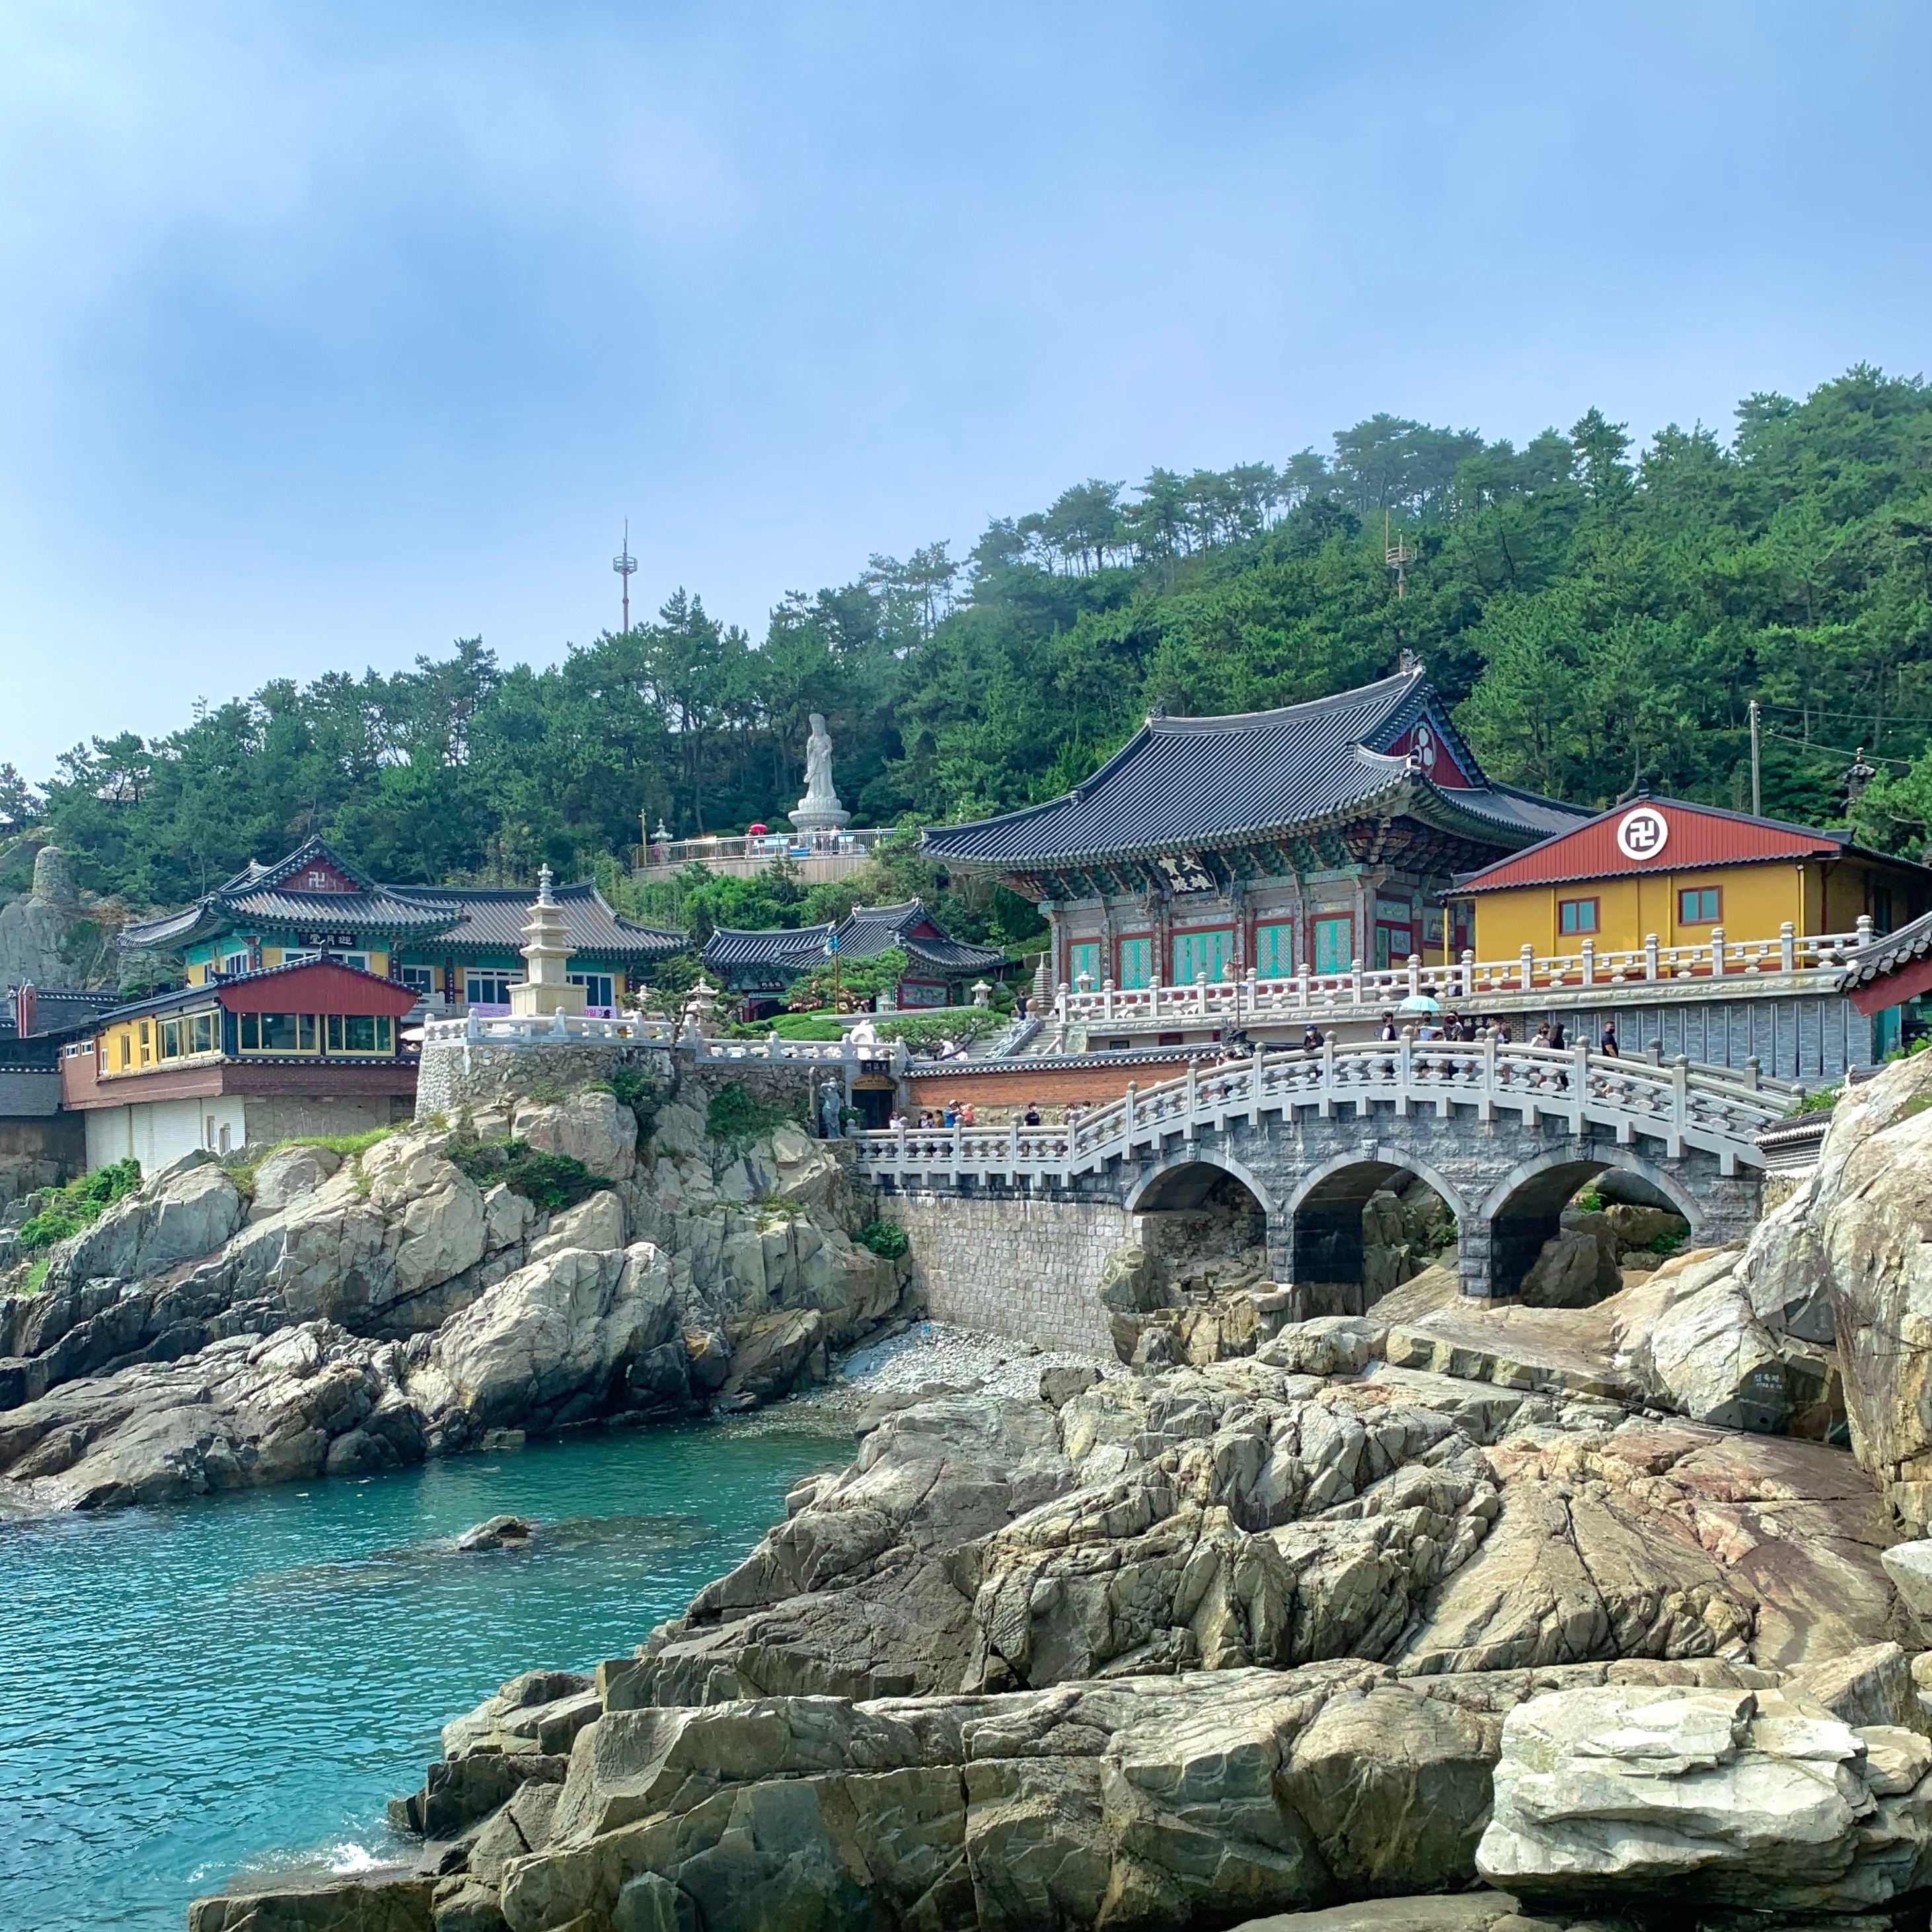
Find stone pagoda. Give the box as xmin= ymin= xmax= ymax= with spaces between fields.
xmin=508 ymin=866 xmax=586 ymax=1018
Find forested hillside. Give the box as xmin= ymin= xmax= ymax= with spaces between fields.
xmin=5 ymin=364 xmax=1931 ymax=943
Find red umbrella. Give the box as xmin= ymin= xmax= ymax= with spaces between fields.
xmin=748 ymin=823 xmax=768 ymax=835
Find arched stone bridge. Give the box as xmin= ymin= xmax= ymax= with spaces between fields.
xmin=858 ymin=1039 xmax=1791 ymax=1299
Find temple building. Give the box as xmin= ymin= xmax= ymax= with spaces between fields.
xmin=59 ymin=959 xmax=422 ymax=1170
xmin=1450 ymin=796 xmax=1929 ymax=959
xmin=701 ymin=900 xmax=1004 ymax=1018
xmin=921 ymin=665 xmax=1589 ymax=989
xmin=120 ymin=838 xmax=686 ymax=1013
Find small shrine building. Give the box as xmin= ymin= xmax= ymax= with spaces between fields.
xmin=701 ymin=900 xmax=1004 ymax=1018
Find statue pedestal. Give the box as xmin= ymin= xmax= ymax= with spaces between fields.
xmin=788 ymin=805 xmax=850 ymax=835
xmin=509 ymin=979 xmax=585 ymax=1018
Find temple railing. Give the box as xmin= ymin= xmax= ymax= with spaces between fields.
xmin=856 ymin=1039 xmax=1796 ymax=1183
xmin=1056 ymin=921 xmax=1872 ymax=1032
xmin=417 ymin=1011 xmax=888 ymax=1068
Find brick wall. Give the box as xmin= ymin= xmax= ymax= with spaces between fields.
xmin=881 ymin=1189 xmax=1126 ymax=1354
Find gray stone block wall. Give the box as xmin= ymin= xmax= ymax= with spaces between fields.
xmin=881 ymin=1189 xmax=1125 ymax=1355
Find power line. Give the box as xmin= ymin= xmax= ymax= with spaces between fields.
xmin=1759 ymin=724 xmax=1919 ymax=768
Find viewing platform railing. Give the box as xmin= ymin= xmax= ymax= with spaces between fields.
xmin=417 ymin=1010 xmax=883 ymax=1068
xmin=856 ymin=1038 xmax=1797 ymax=1185
xmin=1055 ymin=920 xmax=1872 ymax=1033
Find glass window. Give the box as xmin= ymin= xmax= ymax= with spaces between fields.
xmin=190 ymin=1012 xmax=216 ymax=1053
xmin=220 ymin=952 xmax=249 ymax=977
xmin=159 ymin=1020 xmax=182 ymax=1059
xmin=1117 ymin=936 xmax=1152 ymax=989
xmin=568 ymin=972 xmax=615 ymax=1009
xmin=398 ymin=965 xmax=434 ymax=996
xmin=1313 ymin=916 xmax=1353 ymax=975
xmin=118 ymin=1031 xmax=130 ymax=1069
xmin=1254 ymin=920 xmax=1294 ymax=979
xmin=1066 ymin=942 xmax=1101 ymax=988
xmin=1678 ymin=887 xmax=1721 ymax=925
xmin=465 ymin=970 xmax=515 ymax=1005
xmin=1559 ymin=898 xmax=1599 ymax=936
xmin=245 ymin=1013 xmax=308 ymax=1052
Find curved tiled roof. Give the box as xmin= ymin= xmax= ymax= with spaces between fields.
xmin=398 ymin=885 xmax=685 ymax=960
xmin=701 ymin=924 xmax=836 ymax=970
xmin=700 ymin=901 xmax=1004 ymax=976
xmin=119 ymin=836 xmax=689 ymax=960
xmin=1841 ymin=909 xmax=1932 ymax=988
xmin=920 ymin=671 xmax=1587 ymax=868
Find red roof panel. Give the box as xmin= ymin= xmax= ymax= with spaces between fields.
xmin=217 ymin=959 xmax=420 ymax=1016
xmin=1454 ymin=798 xmax=1847 ymax=893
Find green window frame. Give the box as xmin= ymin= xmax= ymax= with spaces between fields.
xmin=1313 ymin=916 xmax=1353 ymax=975
xmin=324 ymin=1014 xmax=391 ymax=1053
xmin=1067 ymin=942 xmax=1102 ymax=988
xmin=1558 ymin=897 xmax=1599 ymax=936
xmin=1677 ymin=887 xmax=1720 ymax=925
xmin=1171 ymin=928 xmax=1233 ymax=985
xmin=1117 ymin=936 xmax=1152 ymax=990
xmin=1253 ymin=920 xmax=1294 ymax=979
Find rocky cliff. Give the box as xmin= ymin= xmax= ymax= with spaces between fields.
xmin=182 ymin=1049 xmax=1932 ymax=1932
xmin=0 ymin=1084 xmax=906 ymax=1514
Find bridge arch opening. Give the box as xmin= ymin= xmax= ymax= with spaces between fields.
xmin=1287 ymin=1155 xmax=1460 ymax=1317
xmin=1480 ymin=1154 xmax=1699 ymax=1304
xmin=1128 ymin=1161 xmax=1271 ymax=1303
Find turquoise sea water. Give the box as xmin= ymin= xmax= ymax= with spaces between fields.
xmin=0 ymin=1423 xmax=850 ymax=1932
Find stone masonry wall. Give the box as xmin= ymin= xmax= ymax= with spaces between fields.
xmin=881 ymin=1187 xmax=1125 ymax=1354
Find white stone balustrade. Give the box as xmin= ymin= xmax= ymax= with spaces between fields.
xmin=1054 ymin=920 xmax=1872 ymax=1034
xmin=856 ymin=1039 xmax=1795 ymax=1185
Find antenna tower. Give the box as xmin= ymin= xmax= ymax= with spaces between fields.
xmin=1384 ymin=511 xmax=1414 ymax=600
xmin=613 ymin=519 xmax=638 ymax=631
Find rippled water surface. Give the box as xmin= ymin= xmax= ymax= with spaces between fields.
xmin=0 ymin=1423 xmax=850 ymax=1932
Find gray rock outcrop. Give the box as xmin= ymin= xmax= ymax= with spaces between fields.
xmin=0 ymin=1086 xmax=909 ymax=1514
xmin=1476 ymin=1676 xmax=1932 ymax=1909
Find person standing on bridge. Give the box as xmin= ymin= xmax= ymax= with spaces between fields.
xmin=1547 ymin=1018 xmax=1569 ymax=1051
xmin=1377 ymin=1010 xmax=1399 ymax=1042
xmin=1301 ymin=1022 xmax=1323 ymax=1053
xmin=1600 ymin=1021 xmax=1620 ymax=1056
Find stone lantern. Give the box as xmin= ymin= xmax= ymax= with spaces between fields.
xmin=971 ymin=979 xmax=992 ymax=1008
xmin=509 ymin=866 xmax=586 ymax=1018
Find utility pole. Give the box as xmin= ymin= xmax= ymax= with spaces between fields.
xmin=613 ymin=519 xmax=638 ymax=633
xmin=1749 ymin=698 xmax=1761 ymax=817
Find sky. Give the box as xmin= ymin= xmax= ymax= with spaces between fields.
xmin=2 ymin=1 xmax=1928 ymax=780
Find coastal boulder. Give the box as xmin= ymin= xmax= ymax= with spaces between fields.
xmin=246 ymin=1142 xmax=343 ymax=1220
xmin=409 ymin=1242 xmax=679 ymax=1437
xmin=513 ymin=1094 xmax=636 ymax=1186
xmin=54 ymin=1154 xmax=242 ymax=1285
xmin=1475 ymin=1678 xmax=1932 ymax=1910
xmin=529 ymin=1191 xmax=628 ymax=1263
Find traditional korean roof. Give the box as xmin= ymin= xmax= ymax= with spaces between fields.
xmin=120 ymin=837 xmax=458 ymax=951
xmin=700 ymin=901 xmax=1004 ymax=977
xmin=841 ymin=901 xmax=1006 ymax=973
xmin=397 ymin=885 xmax=686 ymax=961
xmin=920 ymin=669 xmax=1586 ymax=871
xmin=1451 ymin=796 xmax=1912 ymax=894
xmin=701 ymin=923 xmax=837 ymax=971
xmin=1841 ymin=907 xmax=1932 ymax=990
xmin=118 ymin=836 xmax=688 ymax=960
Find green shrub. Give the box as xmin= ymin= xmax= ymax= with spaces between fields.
xmin=1647 ymin=1230 xmax=1685 ymax=1257
xmin=704 ymin=1082 xmax=806 ymax=1154
xmin=858 ymin=1218 xmax=909 ymax=1261
xmin=15 ymin=1159 xmax=143 ymax=1254
xmin=1792 ymin=1085 xmax=1841 ymax=1115
xmin=449 ymin=1138 xmax=611 ymax=1213
xmin=595 ymin=1068 xmax=662 ymax=1148
xmin=1574 ymin=1187 xmax=1604 ymax=1214
xmin=20 ymin=1255 xmax=50 ymax=1294
xmin=875 ymin=1009 xmax=1001 ymax=1050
